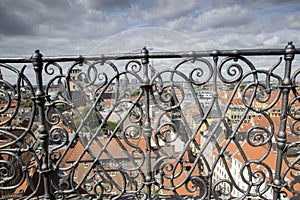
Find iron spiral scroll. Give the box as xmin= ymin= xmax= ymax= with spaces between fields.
xmin=0 ymin=43 xmax=299 ymax=199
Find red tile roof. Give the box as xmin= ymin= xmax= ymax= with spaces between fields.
xmin=215 ymin=140 xmax=298 ymax=198
xmin=64 ymin=136 xmax=147 ymax=162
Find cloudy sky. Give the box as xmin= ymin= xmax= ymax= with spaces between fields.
xmin=0 ymin=0 xmax=300 ymax=57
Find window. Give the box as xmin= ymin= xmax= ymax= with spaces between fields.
xmin=83 ymin=162 xmax=89 ymax=168
xmin=109 ymin=171 xmax=116 ymax=176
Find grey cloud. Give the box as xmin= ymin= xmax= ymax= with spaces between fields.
xmin=142 ymin=0 xmax=206 ymax=22
xmin=0 ymin=1 xmax=36 ymax=36
xmin=85 ymin=0 xmax=139 ymax=10
xmin=0 ymin=0 xmax=75 ymax=36
xmin=211 ymin=0 xmax=300 ymax=10
xmin=166 ymin=16 xmax=192 ymax=30
xmin=283 ymin=14 xmax=300 ymax=30
xmin=0 ymin=0 xmax=299 ymax=57
xmin=193 ymin=5 xmax=253 ymax=31
xmin=38 ymin=0 xmax=71 ymax=9
xmin=88 ymin=27 xmax=207 ymax=55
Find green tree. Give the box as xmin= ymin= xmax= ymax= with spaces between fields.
xmin=75 ymin=106 xmax=100 ymax=132
xmin=74 ymin=106 xmax=121 ymax=134
xmin=82 ymin=106 xmax=100 ymax=129
xmin=22 ymin=100 xmax=33 ymax=108
xmin=102 ymin=120 xmax=121 ymax=133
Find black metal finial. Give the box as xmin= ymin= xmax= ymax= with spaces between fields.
xmin=141 ymin=46 xmax=149 ymax=64
xmin=32 ymin=49 xmax=43 ymax=62
xmin=141 ymin=46 xmax=148 ymax=54
xmin=32 ymin=49 xmax=43 ymax=70
xmin=286 ymin=41 xmax=295 ymax=49
xmin=285 ymin=41 xmax=295 ymax=61
xmin=33 ymin=49 xmax=42 ymax=56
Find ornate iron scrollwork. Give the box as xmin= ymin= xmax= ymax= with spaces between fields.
xmin=0 ymin=43 xmax=299 ymax=199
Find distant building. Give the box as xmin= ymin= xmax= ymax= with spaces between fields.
xmin=212 ymin=140 xmax=296 ymax=199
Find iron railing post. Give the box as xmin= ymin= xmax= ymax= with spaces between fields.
xmin=141 ymin=47 xmax=153 ymax=199
xmin=273 ymin=42 xmax=295 ymax=199
xmin=32 ymin=50 xmax=52 ymax=199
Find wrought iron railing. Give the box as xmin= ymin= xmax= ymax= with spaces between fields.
xmin=0 ymin=42 xmax=299 ymax=199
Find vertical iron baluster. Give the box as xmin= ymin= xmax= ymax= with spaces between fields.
xmin=273 ymin=42 xmax=295 ymax=199
xmin=141 ymin=47 xmax=153 ymax=199
xmin=32 ymin=50 xmax=51 ymax=200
